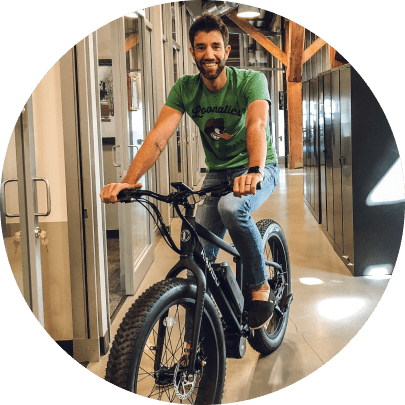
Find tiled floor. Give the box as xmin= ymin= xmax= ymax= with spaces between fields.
xmin=87 ymin=167 xmax=390 ymax=403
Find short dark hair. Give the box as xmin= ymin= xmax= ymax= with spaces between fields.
xmin=189 ymin=13 xmax=229 ymax=48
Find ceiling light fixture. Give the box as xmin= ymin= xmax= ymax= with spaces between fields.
xmin=237 ymin=4 xmax=261 ymax=18
xmin=202 ymin=2 xmax=238 ymax=16
xmin=126 ymin=12 xmax=138 ymax=18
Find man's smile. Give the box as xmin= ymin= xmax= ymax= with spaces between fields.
xmin=203 ymin=61 xmax=218 ymax=67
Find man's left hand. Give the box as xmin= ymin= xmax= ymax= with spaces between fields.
xmin=233 ymin=173 xmax=263 ymax=198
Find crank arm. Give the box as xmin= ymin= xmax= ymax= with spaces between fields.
xmin=275 ymin=294 xmax=294 ymax=317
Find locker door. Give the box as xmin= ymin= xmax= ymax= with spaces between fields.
xmin=331 ymin=70 xmax=343 ymax=251
xmin=319 ymin=75 xmax=327 ymax=227
xmin=323 ymin=73 xmax=334 ymax=237
xmin=302 ymin=81 xmax=310 ymax=202
xmin=340 ymin=67 xmax=354 ymax=263
xmin=311 ymin=78 xmax=319 ymax=219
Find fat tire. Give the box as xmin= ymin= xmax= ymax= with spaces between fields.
xmin=105 ymin=278 xmax=226 ymax=404
xmin=248 ymin=219 xmax=291 ymax=355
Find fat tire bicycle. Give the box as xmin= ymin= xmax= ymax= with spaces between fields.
xmin=104 ymin=181 xmax=293 ymax=404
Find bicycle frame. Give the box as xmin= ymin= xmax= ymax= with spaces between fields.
xmin=165 ymin=203 xmax=282 ymax=376
xmin=117 ymin=183 xmax=282 ymax=377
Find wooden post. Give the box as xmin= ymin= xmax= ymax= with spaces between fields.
xmin=286 ymin=21 xmax=305 ymax=169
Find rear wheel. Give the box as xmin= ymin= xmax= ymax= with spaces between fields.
xmin=248 ymin=219 xmax=292 ymax=355
xmin=105 ymin=278 xmax=226 ymax=404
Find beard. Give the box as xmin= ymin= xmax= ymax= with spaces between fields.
xmin=195 ymin=55 xmax=226 ymax=80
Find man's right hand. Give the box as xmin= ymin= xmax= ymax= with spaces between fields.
xmin=100 ymin=182 xmax=142 ymax=204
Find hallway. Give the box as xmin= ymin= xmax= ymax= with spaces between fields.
xmin=87 ymin=167 xmax=390 ymax=401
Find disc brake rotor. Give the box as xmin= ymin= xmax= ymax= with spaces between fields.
xmin=173 ymin=363 xmax=197 ymax=400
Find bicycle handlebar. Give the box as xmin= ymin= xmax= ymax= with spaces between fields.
xmin=117 ymin=181 xmax=232 ymax=203
xmin=117 ymin=179 xmax=262 ymax=204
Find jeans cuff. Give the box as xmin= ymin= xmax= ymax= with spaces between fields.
xmin=249 ymin=280 xmax=268 ymax=289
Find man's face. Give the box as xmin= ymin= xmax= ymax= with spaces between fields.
xmin=190 ymin=30 xmax=231 ymax=81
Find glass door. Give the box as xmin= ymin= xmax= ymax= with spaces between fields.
xmin=1 ymin=100 xmax=45 ymax=326
xmin=110 ymin=14 xmax=154 ymax=296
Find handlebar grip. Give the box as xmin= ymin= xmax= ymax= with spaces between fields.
xmin=117 ymin=188 xmax=140 ymax=201
xmin=117 ymin=189 xmax=130 ymax=201
xmin=256 ymin=181 xmax=262 ymax=191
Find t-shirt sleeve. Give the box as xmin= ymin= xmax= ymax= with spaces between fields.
xmin=244 ymin=71 xmax=271 ymax=106
xmin=165 ymin=79 xmax=185 ymax=113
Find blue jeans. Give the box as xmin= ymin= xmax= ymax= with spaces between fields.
xmin=195 ymin=163 xmax=279 ymax=288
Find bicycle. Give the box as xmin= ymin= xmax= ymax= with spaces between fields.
xmin=105 ymin=181 xmax=293 ymax=404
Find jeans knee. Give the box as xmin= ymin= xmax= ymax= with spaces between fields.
xmin=218 ymin=197 xmax=248 ymax=228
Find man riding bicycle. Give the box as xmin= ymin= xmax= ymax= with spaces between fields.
xmin=100 ymin=13 xmax=279 ymax=330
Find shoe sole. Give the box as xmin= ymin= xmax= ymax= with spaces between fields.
xmin=249 ymin=312 xmax=274 ymax=330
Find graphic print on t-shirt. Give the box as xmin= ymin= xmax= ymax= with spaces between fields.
xmin=204 ymin=118 xmax=237 ymax=141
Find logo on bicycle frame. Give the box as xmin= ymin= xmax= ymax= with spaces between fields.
xmin=201 ymin=249 xmax=220 ymax=287
xmin=181 ymin=230 xmax=191 ymax=242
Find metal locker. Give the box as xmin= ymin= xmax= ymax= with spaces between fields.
xmin=323 ymin=72 xmax=334 ymax=239
xmin=310 ymin=78 xmax=320 ymax=221
xmin=302 ymin=81 xmax=310 ymax=204
xmin=318 ymin=75 xmax=326 ymax=227
xmin=303 ymin=65 xmax=404 ymax=276
xmin=331 ymin=70 xmax=343 ymax=251
xmin=339 ymin=67 xmax=355 ymax=264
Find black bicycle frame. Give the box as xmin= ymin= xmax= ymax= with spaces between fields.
xmin=117 ymin=184 xmax=282 ymax=377
xmin=164 ymin=203 xmax=282 ymax=376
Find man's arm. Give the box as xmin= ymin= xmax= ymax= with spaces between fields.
xmin=233 ymin=99 xmax=269 ymax=198
xmin=100 ymin=105 xmax=183 ymax=203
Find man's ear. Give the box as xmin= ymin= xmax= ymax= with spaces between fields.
xmin=189 ymin=46 xmax=195 ymax=60
xmin=225 ymin=45 xmax=231 ymax=60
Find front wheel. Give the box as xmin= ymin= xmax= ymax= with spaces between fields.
xmin=248 ymin=219 xmax=292 ymax=355
xmin=105 ymin=278 xmax=226 ymax=404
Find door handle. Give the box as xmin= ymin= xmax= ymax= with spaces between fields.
xmin=1 ymin=177 xmax=51 ymax=217
xmin=128 ymin=145 xmax=139 ymax=154
xmin=34 ymin=178 xmax=51 ymax=217
xmin=112 ymin=145 xmax=120 ymax=167
xmin=1 ymin=179 xmax=19 ymax=218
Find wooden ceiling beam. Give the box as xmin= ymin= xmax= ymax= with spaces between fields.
xmin=302 ymin=37 xmax=327 ymax=64
xmin=329 ymin=46 xmax=345 ymax=69
xmin=125 ymin=33 xmax=139 ymax=53
xmin=226 ymin=9 xmax=288 ymax=66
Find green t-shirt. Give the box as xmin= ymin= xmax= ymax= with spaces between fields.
xmin=165 ymin=66 xmax=277 ymax=170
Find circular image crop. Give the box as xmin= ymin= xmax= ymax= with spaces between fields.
xmin=1 ymin=1 xmax=404 ymax=404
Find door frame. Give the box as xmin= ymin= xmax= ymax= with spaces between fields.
xmin=60 ymin=33 xmax=110 ymax=362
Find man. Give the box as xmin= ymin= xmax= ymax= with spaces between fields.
xmin=100 ymin=13 xmax=279 ymax=329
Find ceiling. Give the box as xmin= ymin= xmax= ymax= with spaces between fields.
xmin=185 ymin=1 xmax=283 ymax=66
xmin=186 ymin=1 xmax=281 ymax=34
xmin=185 ymin=2 xmax=348 ymax=67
